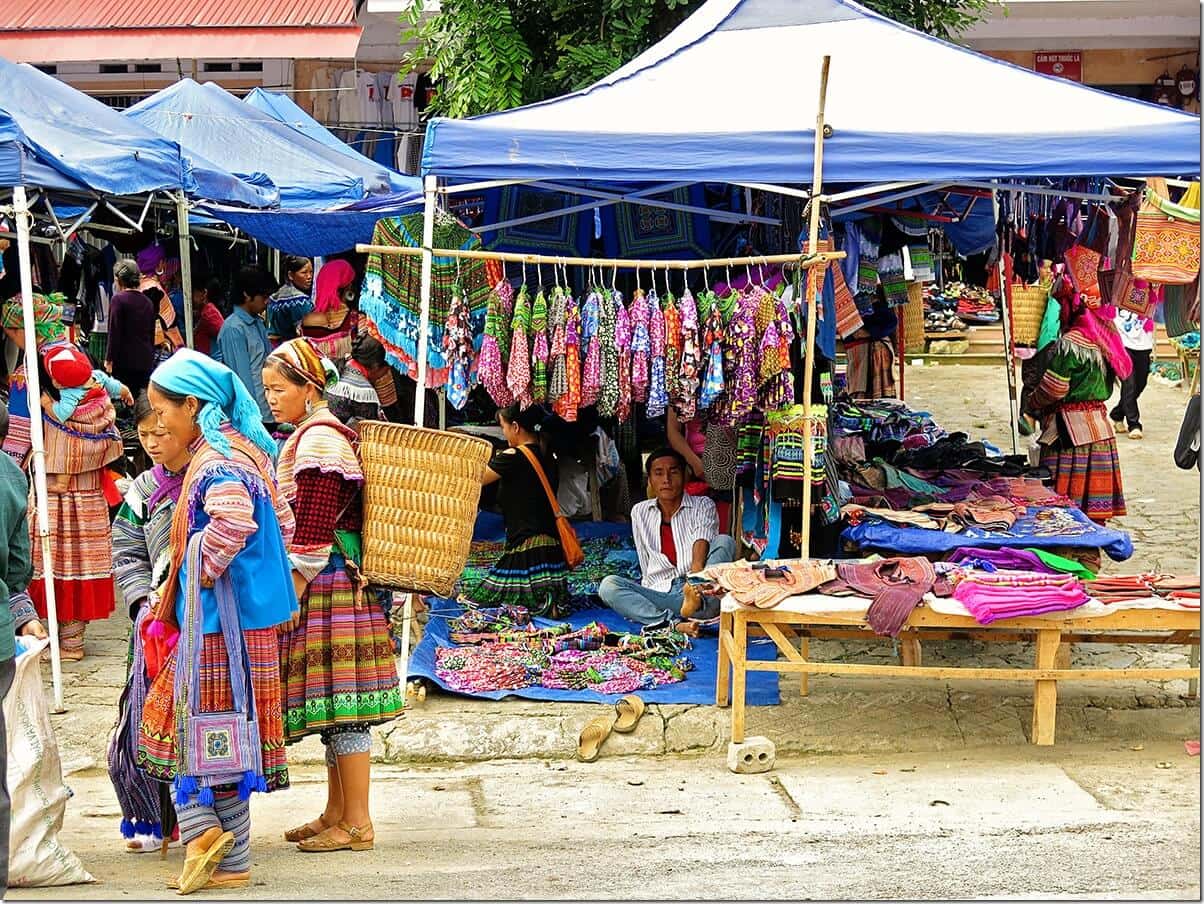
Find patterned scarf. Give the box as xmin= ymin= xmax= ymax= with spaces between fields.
xmin=1 ymin=292 xmax=66 ymax=345
xmin=267 ymin=337 xmax=339 ymax=391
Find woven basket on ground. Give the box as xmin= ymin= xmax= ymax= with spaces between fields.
xmin=359 ymin=422 xmax=493 ymax=596
xmin=1009 ymin=284 xmax=1049 ymax=348
xmin=902 ymin=282 xmax=926 ymax=354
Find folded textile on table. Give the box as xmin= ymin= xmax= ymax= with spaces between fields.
xmin=947 ymin=546 xmax=1057 ymax=574
xmin=697 ymin=559 xmax=838 ymax=609
xmin=953 ymin=572 xmax=1089 ymax=624
xmin=948 ymin=495 xmax=1024 ymax=532
xmin=820 ymin=556 xmax=938 ymax=637
xmin=1085 ymin=574 xmax=1201 ymax=604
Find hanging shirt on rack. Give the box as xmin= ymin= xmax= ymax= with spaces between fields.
xmin=336 ymin=69 xmax=359 ymax=124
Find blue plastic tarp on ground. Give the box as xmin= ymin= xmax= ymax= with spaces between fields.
xmin=0 ymin=59 xmax=273 ymax=205
xmin=127 ymin=80 xmax=395 ymax=208
xmin=842 ymin=506 xmax=1134 ymax=561
xmin=243 ymin=88 xmax=420 ymax=195
xmin=422 ymin=0 xmax=1199 ymax=184
xmin=410 ymin=601 xmax=781 ymax=706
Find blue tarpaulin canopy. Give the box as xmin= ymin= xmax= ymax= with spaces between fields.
xmin=421 ymin=0 xmax=1200 ymax=185
xmin=0 ymin=58 xmax=274 ymax=205
xmin=128 ymin=80 xmax=398 ymax=208
xmin=243 ymin=87 xmax=420 ymax=195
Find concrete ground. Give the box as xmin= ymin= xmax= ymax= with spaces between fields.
xmin=16 ymin=365 xmax=1201 ymax=898
xmin=10 ymin=742 xmax=1200 ymax=900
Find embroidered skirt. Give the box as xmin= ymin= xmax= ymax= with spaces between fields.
xmin=465 ymin=534 xmax=570 ymax=617
xmin=137 ymin=628 xmax=288 ymax=792
xmin=278 ymin=562 xmax=403 ymax=743
xmin=1041 ymin=438 xmax=1126 ymax=524
xmin=28 ymin=472 xmax=116 ymax=623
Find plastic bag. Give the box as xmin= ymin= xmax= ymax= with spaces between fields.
xmin=5 ymin=638 xmax=94 ymax=887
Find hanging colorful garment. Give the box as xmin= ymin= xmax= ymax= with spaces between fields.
xmin=548 ymin=288 xmax=569 ymax=414
xmin=359 ymin=214 xmax=493 ymax=387
xmin=676 ymin=289 xmax=701 ymax=421
xmin=663 ymin=293 xmax=683 ymax=408
xmin=442 ymin=282 xmax=475 ymax=410
xmin=877 ymin=252 xmax=909 ymax=307
xmin=724 ymin=289 xmax=761 ymax=425
xmin=478 ymin=278 xmax=515 ymax=407
xmin=579 ymin=290 xmax=602 ymax=408
xmin=563 ymin=292 xmax=583 ymax=422
xmin=856 ymin=217 xmax=882 ymax=295
xmin=831 ymin=259 xmax=864 ymax=338
xmin=597 ymin=289 xmax=620 ymax=419
xmin=529 ymin=289 xmax=550 ymax=404
xmin=506 ymin=285 xmax=533 ymax=409
xmin=614 ymin=292 xmax=633 ymax=423
xmin=758 ymin=297 xmax=795 ymax=413
xmin=699 ymin=300 xmax=726 ymax=412
xmin=646 ymin=290 xmax=668 ymax=418
xmin=628 ymin=290 xmax=651 ymax=404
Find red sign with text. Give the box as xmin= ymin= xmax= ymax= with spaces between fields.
xmin=1035 ymin=51 xmax=1082 ymax=82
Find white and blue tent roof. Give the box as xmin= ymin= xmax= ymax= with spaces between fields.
xmin=127 ymin=80 xmax=397 ymax=208
xmin=421 ymin=0 xmax=1200 ymax=184
xmin=0 ymin=59 xmax=274 ymax=205
xmin=242 ymin=87 xmax=420 ymax=195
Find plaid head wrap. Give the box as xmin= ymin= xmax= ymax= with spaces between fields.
xmin=267 ymin=337 xmax=339 ymax=391
xmin=1 ymin=292 xmax=66 ymax=345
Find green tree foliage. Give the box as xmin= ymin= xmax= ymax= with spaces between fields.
xmin=402 ymin=0 xmax=997 ymax=119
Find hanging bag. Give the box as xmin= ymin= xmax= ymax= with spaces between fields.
xmin=173 ymin=532 xmax=264 ymax=802
xmin=517 ymin=444 xmax=584 ymax=569
xmin=1132 ymin=177 xmax=1201 ymax=285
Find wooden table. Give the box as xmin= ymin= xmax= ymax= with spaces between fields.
xmin=716 ymin=601 xmax=1200 ymax=748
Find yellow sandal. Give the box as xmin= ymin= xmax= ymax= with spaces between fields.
xmin=297 ymin=822 xmax=374 ymax=853
xmin=175 ymin=830 xmax=235 ymax=895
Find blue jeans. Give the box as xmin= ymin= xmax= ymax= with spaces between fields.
xmin=598 ymin=535 xmax=737 ymax=626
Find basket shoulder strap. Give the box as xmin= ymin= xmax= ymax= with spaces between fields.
xmin=516 ymin=444 xmax=561 ymax=518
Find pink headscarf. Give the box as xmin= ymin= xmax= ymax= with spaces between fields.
xmin=313 ymin=259 xmax=356 ymax=314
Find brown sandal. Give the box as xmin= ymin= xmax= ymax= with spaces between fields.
xmin=283 ymin=818 xmax=329 ymax=843
xmin=167 ymin=872 xmax=250 ymax=890
xmin=577 ymin=714 xmax=616 ymax=762
xmin=297 ymin=822 xmax=374 ymax=853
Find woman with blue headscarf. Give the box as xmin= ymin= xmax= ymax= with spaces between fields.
xmin=135 ymin=350 xmax=297 ymax=895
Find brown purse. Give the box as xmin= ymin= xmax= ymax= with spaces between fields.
xmin=516 ymin=445 xmax=584 ymax=569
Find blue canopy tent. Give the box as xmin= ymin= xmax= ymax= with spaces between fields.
xmin=401 ymin=0 xmax=1200 ymax=507
xmin=243 ymin=87 xmax=419 ymax=195
xmin=127 ymin=80 xmax=397 ymax=208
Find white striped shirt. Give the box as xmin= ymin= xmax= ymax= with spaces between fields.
xmin=631 ymin=494 xmax=718 ymax=592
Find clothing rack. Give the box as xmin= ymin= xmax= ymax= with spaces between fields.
xmin=352 ymin=244 xmax=844 ymax=271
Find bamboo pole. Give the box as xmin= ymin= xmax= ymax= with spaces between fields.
xmin=354 ymin=244 xmax=842 ymax=271
xmin=799 ymin=55 xmax=832 ymax=562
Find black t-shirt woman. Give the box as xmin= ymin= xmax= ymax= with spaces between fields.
xmin=467 ymin=404 xmax=570 ymax=617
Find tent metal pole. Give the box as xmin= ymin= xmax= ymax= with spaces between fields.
xmin=831 ymin=183 xmax=956 ymax=217
xmin=992 ymin=187 xmax=1020 ymax=456
xmin=14 ymin=186 xmax=64 ymax=713
xmin=960 ymin=181 xmax=1119 ymax=204
xmin=524 ymin=180 xmax=778 ymax=226
xmin=176 ymin=192 xmax=195 ymax=349
xmin=439 ymin=178 xmax=538 ymax=195
xmin=355 ymin=244 xmax=842 ymax=270
xmin=732 ymin=182 xmax=812 ymax=202
xmin=821 ymin=181 xmax=927 ymax=205
xmin=414 ymin=174 xmax=437 ymax=426
xmin=800 ymin=55 xmax=832 ymax=562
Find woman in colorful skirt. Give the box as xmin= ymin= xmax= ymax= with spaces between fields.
xmin=28 ymin=340 xmax=123 ymax=659
xmin=469 ymin=404 xmax=570 ymax=617
xmin=137 ymin=350 xmax=297 ymax=894
xmin=109 ymin=393 xmax=191 ymax=854
xmin=262 ymin=338 xmax=402 ymax=853
xmin=1025 ymin=276 xmax=1130 ymax=525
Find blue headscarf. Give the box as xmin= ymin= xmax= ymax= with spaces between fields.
xmin=151 ymin=349 xmax=276 ymax=460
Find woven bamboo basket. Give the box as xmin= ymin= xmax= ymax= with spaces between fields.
xmin=359 ymin=422 xmax=493 ymax=596
xmin=902 ymin=282 xmax=926 ymax=354
xmin=1009 ymin=284 xmax=1049 ymax=348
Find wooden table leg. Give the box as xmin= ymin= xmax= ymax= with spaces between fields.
xmin=1188 ymin=643 xmax=1200 ymax=700
xmin=732 ymin=612 xmax=748 ymax=745
xmin=716 ymin=610 xmax=733 ymax=707
xmin=800 ymin=636 xmax=810 ymax=697
xmin=900 ymin=633 xmax=922 ymax=667
xmin=1032 ymin=628 xmax=1061 ymax=746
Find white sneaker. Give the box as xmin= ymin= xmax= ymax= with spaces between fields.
xmin=1129 ymin=428 xmax=1144 ymax=440
xmin=1112 ymin=420 xmax=1128 ymax=434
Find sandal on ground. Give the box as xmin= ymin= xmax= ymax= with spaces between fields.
xmin=297 ymin=821 xmax=375 ymax=853
xmin=283 ymin=817 xmax=330 ymax=843
xmin=612 ymin=695 xmax=645 ymax=733
xmin=577 ymin=713 xmax=616 ymax=762
xmin=167 ymin=871 xmax=250 ymax=890
xmin=175 ymin=829 xmax=235 ymax=895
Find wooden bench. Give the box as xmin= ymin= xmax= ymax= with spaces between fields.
xmin=716 ymin=601 xmax=1200 ymax=749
